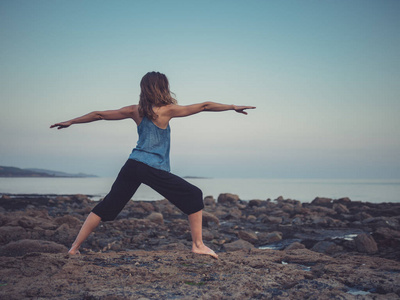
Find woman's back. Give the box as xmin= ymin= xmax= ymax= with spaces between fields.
xmin=129 ymin=115 xmax=171 ymax=172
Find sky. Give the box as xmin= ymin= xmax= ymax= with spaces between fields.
xmin=1 ymin=0 xmax=399 ymax=179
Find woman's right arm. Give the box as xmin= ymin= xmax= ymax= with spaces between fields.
xmin=166 ymin=102 xmax=256 ymax=118
xmin=50 ymin=105 xmax=139 ymax=129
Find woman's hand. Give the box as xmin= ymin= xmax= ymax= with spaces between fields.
xmin=50 ymin=121 xmax=72 ymax=130
xmin=233 ymin=105 xmax=256 ymax=115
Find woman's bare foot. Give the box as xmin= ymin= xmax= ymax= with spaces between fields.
xmin=68 ymin=244 xmax=81 ymax=255
xmin=192 ymin=243 xmax=218 ymax=259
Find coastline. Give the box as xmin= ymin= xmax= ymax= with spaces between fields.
xmin=1 ymin=193 xmax=400 ymax=299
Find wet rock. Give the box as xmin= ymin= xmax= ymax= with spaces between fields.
xmin=146 ymin=212 xmax=164 ymax=225
xmin=355 ymin=233 xmax=378 ymax=254
xmin=202 ymin=211 xmax=219 ymax=227
xmin=238 ymin=230 xmax=258 ymax=244
xmin=217 ymin=193 xmax=239 ymax=205
xmin=374 ymin=227 xmax=400 ymax=240
xmin=311 ymin=241 xmax=343 ymax=255
xmin=224 ymin=239 xmax=254 ymax=251
xmin=258 ymin=231 xmax=282 ymax=244
xmin=0 ymin=239 xmax=68 ymax=256
xmin=285 ymin=241 xmax=306 ymax=251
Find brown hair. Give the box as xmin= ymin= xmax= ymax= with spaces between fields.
xmin=138 ymin=71 xmax=177 ymax=120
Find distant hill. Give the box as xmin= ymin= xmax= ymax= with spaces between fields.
xmin=0 ymin=166 xmax=97 ymax=178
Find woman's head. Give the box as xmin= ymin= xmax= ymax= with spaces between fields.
xmin=139 ymin=71 xmax=177 ymax=119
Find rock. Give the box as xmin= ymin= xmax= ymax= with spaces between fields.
xmin=140 ymin=202 xmax=155 ymax=212
xmin=203 ymin=196 xmax=215 ymax=206
xmin=374 ymin=227 xmax=400 ymax=240
xmin=311 ymin=241 xmax=343 ymax=255
xmin=54 ymin=223 xmax=76 ymax=242
xmin=355 ymin=233 xmax=378 ymax=254
xmin=17 ymin=217 xmax=36 ymax=229
xmin=0 ymin=239 xmax=68 ymax=256
xmin=202 ymin=229 xmax=214 ymax=241
xmin=281 ymin=204 xmax=294 ymax=214
xmin=224 ymin=239 xmax=254 ymax=251
xmin=308 ymin=206 xmax=336 ymax=215
xmin=217 ymin=193 xmax=240 ymax=205
xmin=146 ymin=212 xmax=163 ymax=225
xmin=335 ymin=197 xmax=352 ymax=205
xmin=247 ymin=215 xmax=257 ymax=222
xmin=285 ymin=242 xmax=306 ymax=251
xmin=291 ymin=217 xmax=303 ymax=226
xmin=333 ymin=203 xmax=349 ymax=214
xmin=226 ymin=207 xmax=242 ymax=219
xmin=238 ymin=230 xmax=258 ymax=244
xmin=54 ymin=215 xmax=82 ymax=228
xmin=311 ymin=197 xmax=332 ymax=207
xmin=263 ymin=216 xmax=282 ymax=224
xmin=354 ymin=212 xmax=373 ymax=221
xmin=202 ymin=211 xmax=219 ymax=227
xmin=0 ymin=226 xmax=29 ymax=244
xmin=249 ymin=200 xmax=263 ymax=207
xmin=258 ymin=232 xmax=282 ymax=244
xmin=265 ymin=232 xmax=282 ymax=243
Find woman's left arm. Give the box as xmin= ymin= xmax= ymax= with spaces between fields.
xmin=50 ymin=105 xmax=137 ymax=129
xmin=166 ymin=102 xmax=256 ymax=118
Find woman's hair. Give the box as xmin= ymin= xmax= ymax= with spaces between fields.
xmin=138 ymin=71 xmax=177 ymax=120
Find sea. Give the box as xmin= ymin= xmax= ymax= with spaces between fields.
xmin=0 ymin=177 xmax=399 ymax=203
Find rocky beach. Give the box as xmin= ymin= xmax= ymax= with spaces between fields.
xmin=0 ymin=193 xmax=399 ymax=299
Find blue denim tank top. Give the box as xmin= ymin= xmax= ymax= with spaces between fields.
xmin=129 ymin=116 xmax=171 ymax=172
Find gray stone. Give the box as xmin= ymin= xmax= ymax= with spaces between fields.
xmin=311 ymin=197 xmax=332 ymax=207
xmin=224 ymin=239 xmax=254 ymax=251
xmin=238 ymin=230 xmax=258 ymax=244
xmin=146 ymin=212 xmax=164 ymax=225
xmin=285 ymin=242 xmax=306 ymax=251
xmin=355 ymin=233 xmax=378 ymax=254
xmin=202 ymin=211 xmax=219 ymax=227
xmin=217 ymin=193 xmax=240 ymax=205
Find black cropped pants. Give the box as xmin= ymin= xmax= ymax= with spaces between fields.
xmin=92 ymin=159 xmax=204 ymax=221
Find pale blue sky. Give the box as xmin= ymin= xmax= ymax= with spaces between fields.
xmin=1 ymin=0 xmax=399 ymax=178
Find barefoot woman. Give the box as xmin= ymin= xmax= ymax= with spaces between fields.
xmin=51 ymin=71 xmax=255 ymax=259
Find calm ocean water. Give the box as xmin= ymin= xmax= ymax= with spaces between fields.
xmin=0 ymin=177 xmax=399 ymax=203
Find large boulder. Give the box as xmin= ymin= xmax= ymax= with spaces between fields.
xmin=355 ymin=233 xmax=378 ymax=254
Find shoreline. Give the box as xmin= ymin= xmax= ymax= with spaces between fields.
xmin=1 ymin=193 xmax=400 ymax=298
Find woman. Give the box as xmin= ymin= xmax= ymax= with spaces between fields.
xmin=51 ymin=71 xmax=255 ymax=259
